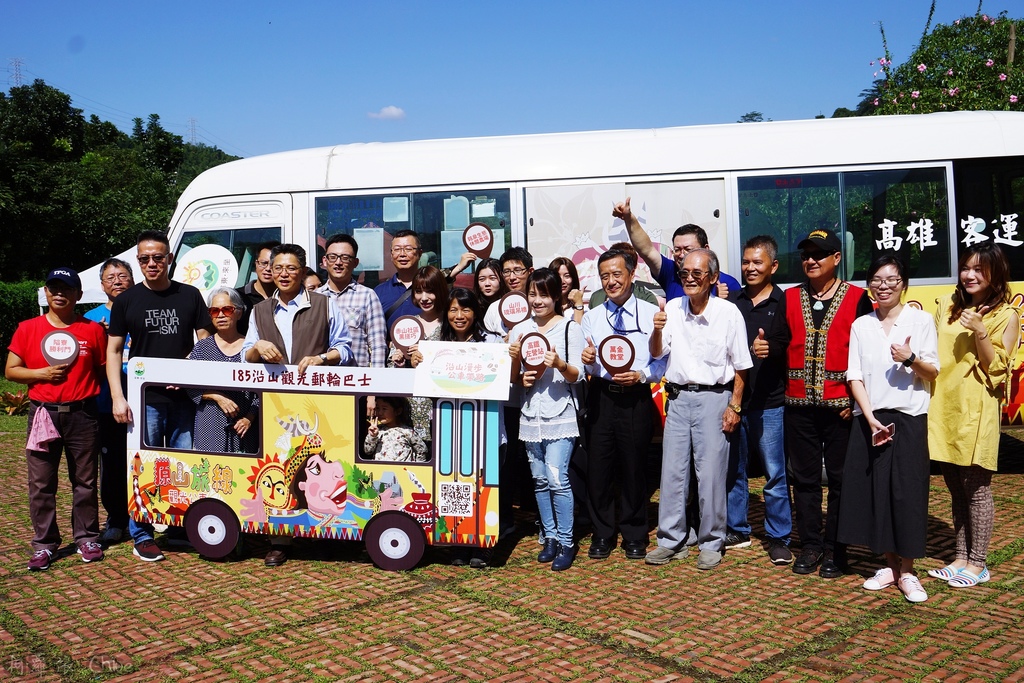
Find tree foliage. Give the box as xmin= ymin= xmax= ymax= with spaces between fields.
xmin=0 ymin=79 xmax=240 ymax=282
xmin=869 ymin=9 xmax=1023 ymax=115
xmin=737 ymin=111 xmax=769 ymax=123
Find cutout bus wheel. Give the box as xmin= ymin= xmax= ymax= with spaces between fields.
xmin=184 ymin=499 xmax=240 ymax=559
xmin=363 ymin=511 xmax=426 ymax=571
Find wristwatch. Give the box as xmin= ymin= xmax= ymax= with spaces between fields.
xmin=902 ymin=352 xmax=916 ymax=368
xmin=728 ymin=403 xmax=742 ymax=414
xmin=573 ymin=304 xmax=585 ymax=310
xmin=319 ymin=352 xmax=329 ymax=365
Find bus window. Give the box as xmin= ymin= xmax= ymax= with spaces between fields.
xmin=738 ymin=173 xmax=840 ymax=283
xmin=175 ymin=227 xmax=282 ymax=288
xmin=359 ymin=395 xmax=432 ymax=464
xmin=843 ymin=167 xmax=950 ymax=282
xmin=142 ymin=385 xmax=261 ymax=456
xmin=315 ymin=190 xmax=511 ymax=288
xmin=954 ymin=156 xmax=1024 ymax=280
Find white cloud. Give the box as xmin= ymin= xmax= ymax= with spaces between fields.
xmin=368 ymin=106 xmax=406 ymax=120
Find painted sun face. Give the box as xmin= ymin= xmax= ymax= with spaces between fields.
xmin=259 ymin=464 xmax=289 ymax=508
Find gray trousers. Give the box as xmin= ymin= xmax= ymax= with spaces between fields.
xmin=657 ymin=390 xmax=731 ymax=553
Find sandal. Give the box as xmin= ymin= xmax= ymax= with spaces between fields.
xmin=948 ymin=566 xmax=990 ymax=588
xmin=863 ymin=567 xmax=896 ymax=591
xmin=898 ymin=575 xmax=928 ymax=603
xmin=926 ymin=563 xmax=962 ymax=580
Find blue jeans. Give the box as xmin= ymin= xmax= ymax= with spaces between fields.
xmin=524 ymin=438 xmax=575 ymax=547
xmin=727 ymin=407 xmax=792 ymax=542
xmin=131 ymin=398 xmax=195 ymax=544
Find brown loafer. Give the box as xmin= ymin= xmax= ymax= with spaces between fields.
xmin=264 ymin=548 xmax=288 ymax=567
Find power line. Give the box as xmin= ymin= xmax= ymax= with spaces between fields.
xmin=8 ymin=58 xmax=24 ymax=86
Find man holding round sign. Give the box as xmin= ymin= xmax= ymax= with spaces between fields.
xmin=6 ymin=268 xmax=107 ymax=571
xmin=580 ymin=249 xmax=666 ymax=561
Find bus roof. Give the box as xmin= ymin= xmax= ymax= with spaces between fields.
xmin=177 ymin=111 xmax=1024 ymax=205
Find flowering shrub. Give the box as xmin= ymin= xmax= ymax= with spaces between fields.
xmin=872 ymin=11 xmax=1022 ymax=115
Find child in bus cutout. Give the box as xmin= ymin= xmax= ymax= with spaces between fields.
xmin=364 ymin=396 xmax=428 ymax=462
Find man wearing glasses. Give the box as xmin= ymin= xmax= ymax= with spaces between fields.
xmin=613 ymin=197 xmax=740 ymax=301
xmin=107 ymin=231 xmax=213 ymax=562
xmin=316 ymin=234 xmax=386 ymax=369
xmin=646 ymin=249 xmax=751 ymax=570
xmin=784 ymin=229 xmax=872 ymax=578
xmin=242 ymin=243 xmax=353 ymax=567
xmin=236 ymin=240 xmax=280 ymax=335
xmin=84 ymin=258 xmax=135 ymax=545
xmin=374 ymin=229 xmax=423 ymax=334
xmin=580 ymin=248 xmax=665 ymax=561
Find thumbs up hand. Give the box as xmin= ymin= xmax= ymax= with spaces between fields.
xmin=959 ymin=305 xmax=991 ymax=337
xmin=890 ymin=335 xmax=913 ymax=365
xmin=653 ymin=300 xmax=667 ymax=331
xmin=751 ymin=327 xmax=769 ymax=359
xmin=581 ymin=336 xmax=597 ymax=365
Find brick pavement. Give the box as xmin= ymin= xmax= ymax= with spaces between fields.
xmin=1 ymin=426 xmax=1022 ymax=682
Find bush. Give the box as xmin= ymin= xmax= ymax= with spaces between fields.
xmin=0 ymin=281 xmax=43 ymax=351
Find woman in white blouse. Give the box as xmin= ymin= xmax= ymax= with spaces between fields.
xmin=837 ymin=254 xmax=939 ymax=603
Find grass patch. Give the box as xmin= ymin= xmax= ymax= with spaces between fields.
xmin=0 ymin=413 xmax=27 ymax=433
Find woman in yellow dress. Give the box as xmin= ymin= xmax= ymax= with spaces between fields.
xmin=928 ymin=243 xmax=1019 ymax=588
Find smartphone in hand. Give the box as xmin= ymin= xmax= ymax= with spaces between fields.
xmin=872 ymin=423 xmax=895 ymax=446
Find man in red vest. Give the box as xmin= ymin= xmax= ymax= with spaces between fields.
xmin=785 ymin=229 xmax=872 ymax=578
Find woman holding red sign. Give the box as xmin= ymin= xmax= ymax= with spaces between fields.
xmin=509 ymin=268 xmax=585 ymax=571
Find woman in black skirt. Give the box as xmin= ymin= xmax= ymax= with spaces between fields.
xmin=838 ymin=254 xmax=939 ymax=603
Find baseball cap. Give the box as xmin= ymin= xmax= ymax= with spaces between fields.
xmin=45 ymin=268 xmax=82 ymax=290
xmin=797 ymin=229 xmax=842 ymax=254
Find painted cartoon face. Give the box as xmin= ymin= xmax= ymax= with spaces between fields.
xmin=298 ymin=453 xmax=347 ymax=515
xmin=258 ymin=462 xmax=289 ymax=508
xmin=132 ymin=454 xmax=144 ymax=476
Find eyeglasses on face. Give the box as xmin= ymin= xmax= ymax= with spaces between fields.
xmin=502 ymin=267 xmax=528 ymax=277
xmin=678 ymin=269 xmax=708 ymax=281
xmin=868 ymin=277 xmax=903 ymax=289
xmin=255 ymin=259 xmax=272 ymax=269
xmin=209 ymin=306 xmax=238 ymax=316
xmin=137 ymin=254 xmax=168 ymax=264
xmin=391 ymin=246 xmax=419 ymax=254
xmin=102 ymin=273 xmax=132 ymax=283
xmin=272 ymin=265 xmax=301 ymax=274
xmin=324 ymin=253 xmax=355 ymax=264
xmin=800 ymin=251 xmax=835 ymax=262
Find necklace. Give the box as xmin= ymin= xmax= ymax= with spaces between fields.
xmin=810 ymin=278 xmax=837 ymax=311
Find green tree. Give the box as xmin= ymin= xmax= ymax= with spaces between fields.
xmin=738 ymin=111 xmax=769 ymax=123
xmin=871 ymin=9 xmax=1023 ymax=115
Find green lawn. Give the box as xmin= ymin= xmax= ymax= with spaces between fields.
xmin=0 ymin=376 xmax=28 ymax=433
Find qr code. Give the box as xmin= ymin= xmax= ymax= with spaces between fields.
xmin=437 ymin=482 xmax=474 ymax=517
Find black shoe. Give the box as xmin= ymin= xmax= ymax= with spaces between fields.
xmin=537 ymin=539 xmax=559 ymax=563
xmin=622 ymin=540 xmax=649 ymax=560
xmin=264 ymin=548 xmax=288 ymax=567
xmin=792 ymin=548 xmax=822 ymax=575
xmin=551 ymin=543 xmax=577 ymax=571
xmin=725 ymin=531 xmax=752 ymax=549
xmin=588 ymin=537 xmax=614 ymax=560
xmin=766 ymin=539 xmax=793 ymax=565
xmin=469 ymin=547 xmax=492 ymax=569
xmin=450 ymin=548 xmax=471 ymax=566
xmin=819 ymin=552 xmax=845 ymax=579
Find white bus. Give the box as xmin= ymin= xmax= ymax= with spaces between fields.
xmin=91 ymin=111 xmax=1024 ymax=419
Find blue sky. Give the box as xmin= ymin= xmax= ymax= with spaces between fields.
xmin=1 ymin=1 xmax=1011 ymax=158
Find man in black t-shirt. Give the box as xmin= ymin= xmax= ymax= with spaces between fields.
xmin=107 ymin=230 xmax=212 ymax=562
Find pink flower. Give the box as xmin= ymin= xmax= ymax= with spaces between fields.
xmin=912 ymin=104 xmax=916 ymax=109
xmin=950 ymin=87 xmax=960 ymax=96
xmin=917 ymin=64 xmax=927 ymax=72
xmin=1000 ymin=73 xmax=1008 ymax=81
xmin=1012 ymin=95 xmax=1019 ymax=103
xmin=947 ymin=69 xmax=954 ymax=76
xmin=869 ymin=61 xmax=875 ymax=66
xmin=873 ymin=98 xmax=880 ymax=106
xmin=986 ymin=59 xmax=995 ymax=67
xmin=873 ymin=71 xmax=878 ymax=78
xmin=955 ymin=19 xmax=961 ymax=24
xmin=911 ymin=91 xmax=920 ymax=98
xmin=982 ymin=14 xmax=989 ymax=21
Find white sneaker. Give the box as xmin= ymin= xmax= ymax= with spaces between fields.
xmin=863 ymin=567 xmax=896 ymax=591
xmin=899 ymin=575 xmax=928 ymax=603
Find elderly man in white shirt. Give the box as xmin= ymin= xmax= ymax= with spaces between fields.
xmin=646 ymin=249 xmax=752 ymax=570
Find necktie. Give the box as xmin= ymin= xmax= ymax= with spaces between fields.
xmin=612 ymin=305 xmax=625 ymax=334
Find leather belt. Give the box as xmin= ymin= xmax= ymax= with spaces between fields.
xmin=664 ymin=381 xmax=733 ymax=400
xmin=31 ymin=398 xmax=95 ymax=413
xmin=594 ymin=377 xmax=649 ymax=394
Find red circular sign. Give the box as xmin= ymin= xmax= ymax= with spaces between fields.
xmin=462 ymin=222 xmax=494 ymax=260
xmin=598 ymin=335 xmax=636 ymax=377
xmin=40 ymin=330 xmax=80 ymax=367
xmin=519 ymin=331 xmax=550 ymax=375
xmin=499 ymin=291 xmax=530 ymax=329
xmin=389 ymin=316 xmax=425 ymax=354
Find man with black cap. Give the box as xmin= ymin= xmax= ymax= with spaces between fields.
xmin=784 ymin=229 xmax=872 ymax=578
xmin=6 ymin=268 xmax=107 ymax=571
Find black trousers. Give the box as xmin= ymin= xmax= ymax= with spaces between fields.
xmin=98 ymin=413 xmax=129 ymax=529
xmin=785 ymin=405 xmax=850 ymax=554
xmin=584 ymin=380 xmax=655 ymax=544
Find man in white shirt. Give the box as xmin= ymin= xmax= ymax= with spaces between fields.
xmin=646 ymin=249 xmax=752 ymax=570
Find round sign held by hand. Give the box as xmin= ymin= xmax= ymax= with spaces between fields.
xmin=463 ymin=222 xmax=495 ymax=260
xmin=40 ymin=330 xmax=80 ymax=367
xmin=499 ymin=291 xmax=530 ymax=329
xmin=390 ymin=316 xmax=425 ymax=355
xmin=598 ymin=335 xmax=636 ymax=377
xmin=519 ymin=331 xmax=550 ymax=376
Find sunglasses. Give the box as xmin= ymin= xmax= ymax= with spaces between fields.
xmin=137 ymin=254 xmax=168 ymax=264
xmin=209 ymin=306 xmax=238 ymax=316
